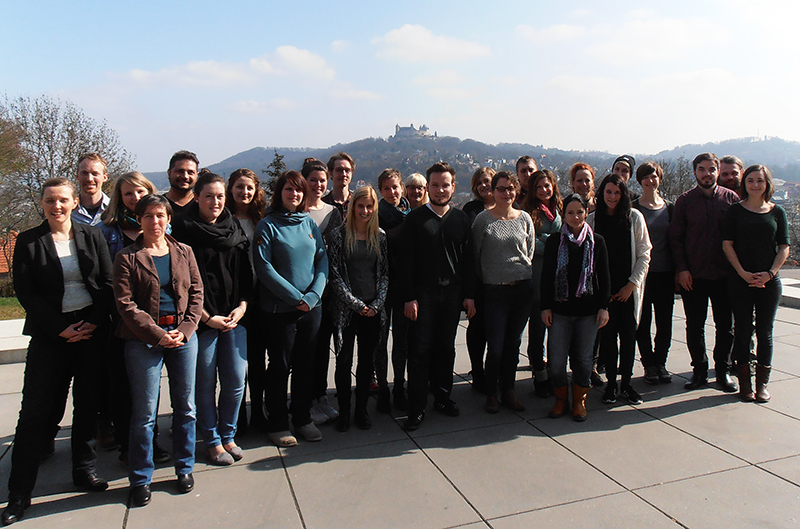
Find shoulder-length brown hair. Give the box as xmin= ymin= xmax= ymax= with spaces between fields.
xmin=271 ymin=170 xmax=309 ymax=212
xmin=523 ymin=169 xmax=563 ymax=228
xmin=227 ymin=168 xmax=266 ymax=223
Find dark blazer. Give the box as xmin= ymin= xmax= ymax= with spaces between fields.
xmin=13 ymin=221 xmax=114 ymax=338
xmin=113 ymin=234 xmax=204 ymax=346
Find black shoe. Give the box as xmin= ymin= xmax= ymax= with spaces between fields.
xmin=393 ymin=388 xmax=408 ymax=411
xmin=153 ymin=441 xmax=170 ymax=464
xmin=533 ymin=377 xmax=553 ymax=398
xmin=404 ymin=410 xmax=425 ymax=431
xmin=335 ymin=413 xmax=350 ymax=432
xmin=433 ymin=399 xmax=460 ymax=417
xmin=470 ymin=370 xmax=487 ymax=394
xmin=590 ymin=370 xmax=605 ymax=388
xmin=717 ymin=372 xmax=738 ymax=393
xmin=1 ymin=497 xmax=30 ymax=525
xmin=684 ymin=371 xmax=708 ymax=390
xmin=354 ymin=407 xmax=372 ymax=430
xmin=620 ymin=385 xmax=643 ymax=405
xmin=73 ymin=469 xmax=108 ymax=492
xmin=176 ymin=473 xmax=194 ymax=494
xmin=602 ymin=385 xmax=617 ymax=404
xmin=376 ymin=388 xmax=391 ymax=414
xmin=643 ymin=366 xmax=660 ymax=385
xmin=657 ymin=365 xmax=672 ymax=383
xmin=130 ymin=485 xmax=151 ymax=507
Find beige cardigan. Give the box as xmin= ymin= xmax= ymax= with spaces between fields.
xmin=588 ymin=208 xmax=652 ymax=324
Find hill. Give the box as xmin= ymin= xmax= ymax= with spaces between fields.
xmin=144 ymin=134 xmax=800 ymax=190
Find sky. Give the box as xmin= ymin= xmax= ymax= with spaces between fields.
xmin=2 ymin=0 xmax=798 ymax=172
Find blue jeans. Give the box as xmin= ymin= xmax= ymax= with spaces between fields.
xmin=547 ymin=313 xmax=597 ymax=388
xmin=197 ymin=326 xmax=247 ymax=449
xmin=484 ymin=281 xmax=533 ymax=396
xmin=125 ymin=334 xmax=197 ymax=487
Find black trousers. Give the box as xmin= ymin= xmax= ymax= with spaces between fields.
xmin=8 ymin=330 xmax=101 ymax=498
xmin=336 ymin=313 xmax=381 ymax=410
xmin=600 ymin=297 xmax=637 ymax=387
xmin=680 ymin=278 xmax=734 ymax=375
xmin=636 ymin=271 xmax=675 ymax=368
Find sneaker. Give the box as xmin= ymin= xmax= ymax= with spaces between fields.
xmin=318 ymin=396 xmax=339 ymax=421
xmin=620 ymin=385 xmax=643 ymax=405
xmin=590 ymin=370 xmax=605 ymax=388
xmin=297 ymin=422 xmax=323 ymax=442
xmin=433 ymin=399 xmax=460 ymax=417
xmin=657 ymin=365 xmax=672 ymax=384
xmin=268 ymin=430 xmax=298 ymax=447
xmin=643 ymin=366 xmax=660 ymax=385
xmin=602 ymin=385 xmax=617 ymax=404
xmin=310 ymin=401 xmax=329 ymax=425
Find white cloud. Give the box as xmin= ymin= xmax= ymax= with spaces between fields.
xmin=412 ymin=69 xmax=465 ymax=87
xmin=372 ymin=24 xmax=490 ymax=63
xmin=586 ymin=13 xmax=730 ymax=65
xmin=331 ymin=89 xmax=382 ymax=100
xmin=124 ymin=46 xmax=335 ymax=88
xmin=516 ymin=24 xmax=586 ymax=44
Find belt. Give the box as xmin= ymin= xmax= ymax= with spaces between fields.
xmin=158 ymin=315 xmax=176 ymax=326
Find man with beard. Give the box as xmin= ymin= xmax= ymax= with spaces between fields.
xmin=719 ymin=155 xmax=744 ymax=194
xmin=323 ymin=152 xmax=354 ymax=219
xmin=399 ymin=162 xmax=475 ymax=431
xmin=514 ymin=155 xmax=538 ymax=207
xmin=670 ymin=153 xmax=739 ymax=393
xmin=163 ymin=150 xmax=200 ymax=220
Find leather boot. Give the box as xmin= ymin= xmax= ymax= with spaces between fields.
xmin=572 ymin=385 xmax=590 ymax=422
xmin=737 ymin=363 xmax=755 ymax=402
xmin=548 ymin=386 xmax=569 ymax=418
xmin=501 ymin=389 xmax=525 ymax=412
xmin=755 ymin=364 xmax=772 ymax=403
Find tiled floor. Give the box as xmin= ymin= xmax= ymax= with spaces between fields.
xmin=1 ymin=298 xmax=800 ymax=528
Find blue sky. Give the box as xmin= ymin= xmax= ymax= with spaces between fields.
xmin=2 ymin=0 xmax=797 ymax=171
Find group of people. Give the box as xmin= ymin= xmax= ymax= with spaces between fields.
xmin=1 ymin=148 xmax=789 ymax=525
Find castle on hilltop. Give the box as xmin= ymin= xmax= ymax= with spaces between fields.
xmin=393 ymin=123 xmax=436 ymax=139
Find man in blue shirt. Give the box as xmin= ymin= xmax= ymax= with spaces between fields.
xmin=72 ymin=153 xmax=110 ymax=226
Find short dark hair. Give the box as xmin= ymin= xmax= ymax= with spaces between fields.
xmin=41 ymin=177 xmax=77 ymax=198
xmin=194 ymin=168 xmax=226 ymax=196
xmin=562 ymin=192 xmax=589 ymax=213
xmin=426 ymin=161 xmax=455 ymax=181
xmin=491 ymin=171 xmax=520 ymax=194
xmin=741 ymin=164 xmax=775 ymax=202
xmin=720 ymin=155 xmax=744 ymax=170
xmin=272 ymin=170 xmax=309 ymax=211
xmin=327 ymin=152 xmax=355 ymax=173
xmin=635 ymin=161 xmax=663 ymax=184
xmin=377 ymin=168 xmax=403 ymax=190
xmin=692 ymin=152 xmax=719 ymax=172
xmin=168 ymin=150 xmax=200 ymax=172
xmin=135 ymin=193 xmax=172 ymax=218
xmin=516 ymin=156 xmax=538 ymax=172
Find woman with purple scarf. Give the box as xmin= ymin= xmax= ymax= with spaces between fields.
xmin=541 ymin=194 xmax=611 ymax=421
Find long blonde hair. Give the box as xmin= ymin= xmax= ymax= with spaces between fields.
xmin=102 ymin=171 xmax=158 ymax=226
xmin=345 ymin=186 xmax=381 ymax=258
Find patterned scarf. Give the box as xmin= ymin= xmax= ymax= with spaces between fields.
xmin=555 ymin=221 xmax=594 ymax=302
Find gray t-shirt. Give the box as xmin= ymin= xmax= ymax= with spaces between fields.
xmin=472 ymin=210 xmax=535 ymax=285
xmin=638 ymin=204 xmax=673 ymax=273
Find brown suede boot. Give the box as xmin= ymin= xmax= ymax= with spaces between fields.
xmin=549 ymin=386 xmax=569 ymax=418
xmin=572 ymin=385 xmax=590 ymax=422
xmin=737 ymin=363 xmax=755 ymax=402
xmin=755 ymin=364 xmax=772 ymax=403
xmin=501 ymin=389 xmax=526 ymax=412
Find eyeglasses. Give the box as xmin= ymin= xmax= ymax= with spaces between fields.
xmin=495 ymin=186 xmax=516 ymax=194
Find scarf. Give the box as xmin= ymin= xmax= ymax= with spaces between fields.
xmin=118 ymin=209 xmax=140 ymax=231
xmin=378 ymin=198 xmax=410 ymax=230
xmin=178 ymin=202 xmax=249 ymax=252
xmin=554 ymin=221 xmax=594 ymax=302
xmin=539 ymin=202 xmax=556 ymax=223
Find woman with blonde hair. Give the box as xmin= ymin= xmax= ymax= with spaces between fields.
xmin=329 ymin=186 xmax=389 ymax=431
xmin=101 ymin=171 xmax=158 ymax=260
xmin=405 ymin=173 xmax=429 ymax=209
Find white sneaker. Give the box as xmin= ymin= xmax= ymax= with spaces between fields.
xmin=318 ymin=395 xmax=339 ymax=421
xmin=268 ymin=430 xmax=297 ymax=447
xmin=297 ymin=422 xmax=322 ymax=442
xmin=310 ymin=400 xmax=328 ymax=425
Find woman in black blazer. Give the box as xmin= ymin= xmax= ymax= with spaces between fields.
xmin=2 ymin=178 xmax=114 ymax=526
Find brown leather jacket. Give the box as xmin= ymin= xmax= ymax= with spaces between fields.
xmin=113 ymin=234 xmax=204 ymax=345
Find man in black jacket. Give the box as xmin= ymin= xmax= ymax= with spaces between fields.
xmin=399 ymin=162 xmax=475 ymax=431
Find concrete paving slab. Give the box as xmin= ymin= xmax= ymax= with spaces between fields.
xmin=415 ymin=421 xmax=623 ymax=519
xmin=488 ymin=490 xmax=680 ymax=529
xmin=758 ymin=454 xmax=800 ymax=488
xmin=534 ymin=404 xmax=745 ymax=490
xmin=5 ymin=488 xmax=128 ymax=528
xmin=282 ymin=439 xmax=482 ymax=529
xmin=0 ymin=364 xmax=24 ymax=397
xmin=636 ymin=465 xmax=800 ymax=528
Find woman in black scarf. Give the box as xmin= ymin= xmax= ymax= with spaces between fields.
xmin=172 ymin=170 xmax=252 ymax=466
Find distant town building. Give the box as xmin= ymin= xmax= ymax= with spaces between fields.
xmin=393 ymin=123 xmax=435 ymax=139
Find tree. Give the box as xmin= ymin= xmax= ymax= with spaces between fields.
xmin=0 ymin=94 xmax=136 ymax=225
xmin=656 ymin=155 xmax=695 ymax=202
xmin=262 ymin=148 xmax=286 ymax=202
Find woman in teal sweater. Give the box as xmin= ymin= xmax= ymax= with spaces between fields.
xmin=253 ymin=171 xmax=328 ymax=447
